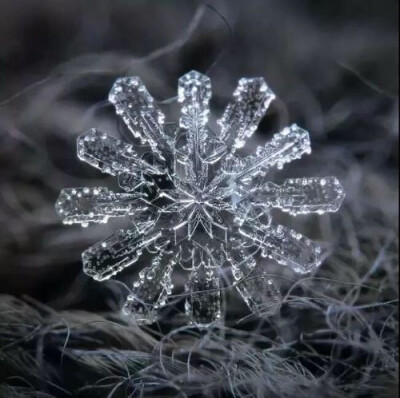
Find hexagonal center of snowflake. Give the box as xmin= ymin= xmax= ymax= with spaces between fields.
xmin=158 ymin=179 xmax=230 ymax=241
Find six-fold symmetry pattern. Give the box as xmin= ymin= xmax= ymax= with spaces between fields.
xmin=56 ymin=71 xmax=345 ymax=327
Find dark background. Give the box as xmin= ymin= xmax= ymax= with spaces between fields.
xmin=0 ymin=1 xmax=398 ymax=397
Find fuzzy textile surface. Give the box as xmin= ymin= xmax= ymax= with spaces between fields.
xmin=0 ymin=1 xmax=398 ymax=397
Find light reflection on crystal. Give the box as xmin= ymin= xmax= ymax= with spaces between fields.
xmin=56 ymin=70 xmax=345 ymax=326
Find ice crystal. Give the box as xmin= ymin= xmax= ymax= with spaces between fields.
xmin=56 ymin=71 xmax=345 ymax=327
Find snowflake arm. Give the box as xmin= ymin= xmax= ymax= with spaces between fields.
xmin=185 ymin=248 xmax=221 ymax=327
xmin=55 ymin=187 xmax=148 ymax=226
xmin=123 ymin=251 xmax=175 ymax=324
xmin=218 ymin=77 xmax=275 ymax=151
xmin=226 ymin=248 xmax=282 ymax=316
xmin=178 ymin=70 xmax=212 ymax=187
xmin=109 ymin=77 xmax=171 ymax=160
xmin=229 ymin=124 xmax=311 ymax=183
xmin=210 ymin=124 xmax=311 ymax=189
xmin=239 ymin=221 xmax=324 ymax=274
xmin=245 ymin=176 xmax=345 ymax=215
xmin=178 ymin=70 xmax=211 ymax=131
xmin=82 ymin=226 xmax=165 ymax=281
xmin=77 ymin=128 xmax=164 ymax=177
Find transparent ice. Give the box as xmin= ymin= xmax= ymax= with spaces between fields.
xmin=56 ymin=71 xmax=345 ymax=327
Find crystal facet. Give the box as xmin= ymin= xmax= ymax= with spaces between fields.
xmin=56 ymin=70 xmax=345 ymax=325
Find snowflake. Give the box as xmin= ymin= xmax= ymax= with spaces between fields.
xmin=56 ymin=71 xmax=345 ymax=326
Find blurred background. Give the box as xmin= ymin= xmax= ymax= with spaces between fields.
xmin=0 ymin=0 xmax=398 ymax=397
